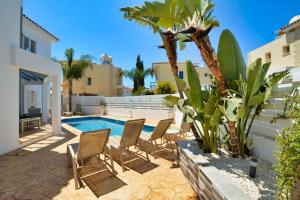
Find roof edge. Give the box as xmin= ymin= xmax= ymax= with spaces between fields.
xmin=23 ymin=14 xmax=59 ymax=41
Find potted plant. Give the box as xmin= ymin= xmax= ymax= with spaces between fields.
xmin=99 ymin=99 xmax=106 ymax=115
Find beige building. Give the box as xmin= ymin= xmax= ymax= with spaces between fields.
xmin=62 ymin=54 xmax=123 ymax=97
xmin=248 ymin=15 xmax=300 ymax=74
xmin=152 ymin=62 xmax=211 ymax=91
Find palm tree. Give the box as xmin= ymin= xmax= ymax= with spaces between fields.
xmin=121 ymin=0 xmax=202 ymax=140
xmin=179 ymin=0 xmax=239 ymax=156
xmin=61 ymin=48 xmax=93 ymax=111
xmin=121 ymin=0 xmax=240 ymax=155
xmin=124 ymin=68 xmax=153 ymax=92
xmin=121 ymin=2 xmax=184 ymax=98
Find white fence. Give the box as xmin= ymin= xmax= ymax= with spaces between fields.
xmin=105 ymin=95 xmax=172 ymax=110
xmin=63 ymin=94 xmax=175 ymax=121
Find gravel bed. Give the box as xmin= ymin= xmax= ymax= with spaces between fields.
xmin=205 ymin=150 xmax=276 ymax=200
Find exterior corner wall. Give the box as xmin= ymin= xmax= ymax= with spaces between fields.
xmin=0 ymin=0 xmax=23 ymax=154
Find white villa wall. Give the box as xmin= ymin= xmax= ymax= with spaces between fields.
xmin=0 ymin=0 xmax=23 ymax=154
xmin=0 ymin=0 xmax=61 ymax=155
xmin=22 ymin=18 xmax=52 ymax=58
xmin=24 ymin=85 xmax=43 ymax=113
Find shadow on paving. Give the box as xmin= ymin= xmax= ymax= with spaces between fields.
xmin=0 ymin=132 xmax=125 ymax=199
xmin=82 ymin=170 xmax=126 ymax=198
xmin=111 ymin=148 xmax=159 ymax=174
xmin=0 ymin=133 xmax=78 ymax=199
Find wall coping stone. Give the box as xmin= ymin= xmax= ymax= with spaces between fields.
xmin=177 ymin=140 xmax=251 ymax=200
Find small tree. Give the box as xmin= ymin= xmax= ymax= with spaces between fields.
xmin=61 ymin=48 xmax=93 ymax=111
xmin=155 ymin=82 xmax=176 ymax=94
xmin=124 ymin=55 xmax=152 ymax=93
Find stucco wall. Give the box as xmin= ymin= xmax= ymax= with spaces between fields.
xmin=153 ymin=62 xmax=211 ymax=91
xmin=24 ymin=85 xmax=43 ymax=113
xmin=248 ymin=27 xmax=300 ymax=74
xmin=22 ymin=18 xmax=52 ymax=58
xmin=0 ymin=0 xmax=61 ymax=155
xmin=63 ymin=63 xmax=122 ymax=97
xmin=0 ymin=0 xmax=23 ymax=154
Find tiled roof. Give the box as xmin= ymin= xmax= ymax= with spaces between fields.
xmin=23 ymin=14 xmax=59 ymax=41
xmin=280 ymin=18 xmax=300 ymax=30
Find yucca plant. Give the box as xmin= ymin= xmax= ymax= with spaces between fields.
xmin=217 ymin=30 xmax=289 ymax=156
xmin=165 ymin=61 xmax=222 ymax=153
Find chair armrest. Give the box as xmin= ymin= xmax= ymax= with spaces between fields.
xmin=67 ymin=144 xmax=79 ymax=167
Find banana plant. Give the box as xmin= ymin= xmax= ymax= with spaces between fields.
xmin=164 ymin=61 xmax=222 ymax=153
xmin=217 ymin=29 xmax=289 ymax=156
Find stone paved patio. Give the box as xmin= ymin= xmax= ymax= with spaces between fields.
xmin=0 ymin=131 xmax=197 ymax=200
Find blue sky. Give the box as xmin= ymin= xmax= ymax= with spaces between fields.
xmin=23 ymin=0 xmax=299 ymax=88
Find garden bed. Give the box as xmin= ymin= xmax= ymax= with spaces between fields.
xmin=176 ymin=140 xmax=276 ymax=200
xmin=206 ymin=149 xmax=276 ymax=199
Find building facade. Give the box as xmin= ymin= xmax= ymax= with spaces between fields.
xmin=152 ymin=62 xmax=211 ymax=91
xmin=248 ymin=15 xmax=300 ymax=74
xmin=62 ymin=54 xmax=123 ymax=97
xmin=0 ymin=0 xmax=61 ymax=154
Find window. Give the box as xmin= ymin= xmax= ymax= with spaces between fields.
xmin=282 ymin=45 xmax=290 ymax=56
xmin=265 ymin=52 xmax=271 ymax=62
xmin=22 ymin=35 xmax=37 ymax=54
xmin=30 ymin=40 xmax=36 ymax=53
xmin=87 ymin=77 xmax=92 ymax=86
xmin=178 ymin=71 xmax=184 ymax=79
xmin=23 ymin=36 xmax=29 ymax=51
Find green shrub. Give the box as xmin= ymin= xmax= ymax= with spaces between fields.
xmin=132 ymin=87 xmax=145 ymax=96
xmin=155 ymin=82 xmax=176 ymax=94
xmin=143 ymin=89 xmax=155 ymax=95
xmin=275 ymin=95 xmax=300 ymax=199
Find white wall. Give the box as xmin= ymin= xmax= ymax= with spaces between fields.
xmin=24 ymin=85 xmax=43 ymax=113
xmin=22 ymin=17 xmax=52 ymax=58
xmin=0 ymin=0 xmax=23 ymax=154
xmin=0 ymin=0 xmax=61 ymax=155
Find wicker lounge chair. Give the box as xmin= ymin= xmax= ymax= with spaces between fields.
xmin=67 ymin=128 xmax=116 ymax=189
xmin=109 ymin=118 xmax=149 ymax=172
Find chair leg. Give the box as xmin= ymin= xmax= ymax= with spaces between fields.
xmin=119 ymin=148 xmax=125 ymax=172
xmin=108 ymin=148 xmax=117 ymax=175
xmin=153 ymin=140 xmax=159 ymax=159
xmin=145 ymin=149 xmax=150 ymax=161
xmin=167 ymin=137 xmax=174 ymax=152
xmin=72 ymin=158 xmax=80 ymax=190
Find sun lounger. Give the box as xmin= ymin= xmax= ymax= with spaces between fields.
xmin=140 ymin=118 xmax=173 ymax=154
xmin=67 ymin=128 xmax=116 ymax=189
xmin=109 ymin=118 xmax=149 ymax=172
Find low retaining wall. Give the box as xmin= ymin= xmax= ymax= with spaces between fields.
xmin=106 ymin=107 xmax=173 ymax=121
xmin=176 ymin=140 xmax=251 ymax=200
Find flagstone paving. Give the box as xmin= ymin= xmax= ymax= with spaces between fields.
xmin=0 ymin=131 xmax=197 ymax=200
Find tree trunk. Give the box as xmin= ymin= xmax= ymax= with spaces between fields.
xmin=292 ymin=165 xmax=300 ymax=200
xmin=68 ymin=79 xmax=73 ymax=112
xmin=160 ymin=31 xmax=202 ymax=141
xmin=192 ymin=35 xmax=240 ymax=156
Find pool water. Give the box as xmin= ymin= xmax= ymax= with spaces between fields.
xmin=62 ymin=117 xmax=154 ymax=136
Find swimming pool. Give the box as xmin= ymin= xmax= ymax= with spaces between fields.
xmin=62 ymin=117 xmax=154 ymax=136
